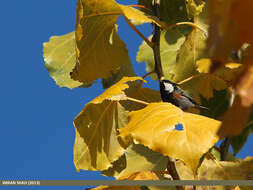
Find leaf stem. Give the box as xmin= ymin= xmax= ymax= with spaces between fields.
xmin=123 ymin=15 xmax=154 ymax=48
xmin=165 ymin=22 xmax=208 ymax=38
xmin=126 ymin=97 xmax=149 ymax=105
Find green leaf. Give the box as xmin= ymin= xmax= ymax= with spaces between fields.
xmin=137 ymin=29 xmax=186 ymax=81
xmin=43 ymin=32 xmax=89 ymax=89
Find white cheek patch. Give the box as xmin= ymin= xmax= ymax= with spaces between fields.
xmin=164 ymin=82 xmax=174 ymax=93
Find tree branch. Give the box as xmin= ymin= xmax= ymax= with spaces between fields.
xmin=123 ymin=15 xmax=154 ymax=48
xmin=152 ymin=0 xmax=164 ymax=80
xmin=220 ymin=136 xmax=232 ymax=161
xmin=152 ymin=1 xmax=183 ymax=189
xmin=167 ymin=158 xmax=184 ymax=190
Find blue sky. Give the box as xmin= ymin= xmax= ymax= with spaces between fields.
xmin=0 ymin=0 xmax=252 ymax=189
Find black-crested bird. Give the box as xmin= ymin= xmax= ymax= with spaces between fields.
xmin=159 ymin=78 xmax=208 ymax=111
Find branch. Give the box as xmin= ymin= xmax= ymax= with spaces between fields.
xmin=152 ymin=0 xmax=164 ymax=80
xmin=220 ymin=136 xmax=232 ymax=161
xmin=167 ymin=158 xmax=184 ymax=190
xmin=123 ymin=15 xmax=154 ymax=48
xmin=152 ymin=1 xmax=183 ymax=189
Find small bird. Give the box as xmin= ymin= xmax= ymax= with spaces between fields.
xmin=159 ymin=78 xmax=208 ymax=111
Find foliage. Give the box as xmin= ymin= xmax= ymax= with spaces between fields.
xmin=43 ymin=0 xmax=253 ymax=189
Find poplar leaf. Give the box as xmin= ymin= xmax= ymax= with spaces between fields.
xmin=119 ymin=103 xmax=222 ymax=174
xmin=71 ymin=0 xmax=163 ymax=83
xmin=137 ymin=29 xmax=185 ymax=81
xmin=43 ymin=32 xmax=87 ymax=89
xmin=73 ymin=77 xmax=142 ymax=171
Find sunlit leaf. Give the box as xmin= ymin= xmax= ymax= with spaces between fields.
xmin=137 ymin=29 xmax=186 ymax=81
xmin=73 ymin=77 xmax=142 ymax=171
xmin=43 ymin=32 xmax=86 ymax=89
xmin=120 ymin=103 xmax=222 ymax=173
xmin=185 ymin=0 xmax=205 ymax=19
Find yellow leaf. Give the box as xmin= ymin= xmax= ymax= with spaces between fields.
xmin=71 ymin=0 xmax=129 ymax=83
xmin=196 ymin=58 xmax=211 ymax=73
xmin=73 ymin=77 xmax=142 ymax=172
xmin=92 ymin=77 xmax=143 ymax=104
xmin=119 ymin=5 xmax=164 ymax=27
xmin=71 ymin=0 xmax=163 ymax=83
xmin=74 ymin=101 xmax=128 ymax=172
xmin=119 ymin=103 xmax=222 ymax=174
xmin=43 ymin=32 xmax=84 ymax=89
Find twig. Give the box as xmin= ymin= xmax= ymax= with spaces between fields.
xmin=167 ymin=158 xmax=184 ymax=190
xmin=138 ymin=71 xmax=156 ymax=88
xmin=123 ymin=15 xmax=154 ymax=48
xmin=220 ymin=136 xmax=232 ymax=161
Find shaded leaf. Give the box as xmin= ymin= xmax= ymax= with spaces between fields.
xmin=124 ymin=86 xmax=161 ymax=111
xmin=217 ymin=96 xmax=252 ymax=138
xmin=120 ymin=103 xmax=222 ymax=174
xmin=137 ymin=29 xmax=186 ymax=81
xmin=172 ymin=26 xmax=206 ymax=82
xmin=43 ymin=32 xmax=87 ymax=89
xmin=73 ymin=77 xmax=142 ymax=171
xmin=74 ymin=101 xmax=128 ymax=171
xmin=231 ymin=123 xmax=253 ymax=155
xmin=179 ymin=73 xmax=227 ymax=102
xmin=71 ymin=0 xmax=165 ymax=84
xmin=117 ymin=144 xmax=168 ymax=178
xmin=207 ymin=0 xmax=253 ymax=67
xmin=138 ymin=0 xmax=189 ymax=25
xmin=102 ymin=61 xmax=136 ymax=89
xmin=71 ymin=0 xmax=130 ymax=83
xmin=198 ymin=157 xmax=253 ymax=182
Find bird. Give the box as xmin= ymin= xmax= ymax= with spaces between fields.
xmin=159 ymin=78 xmax=208 ymax=111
